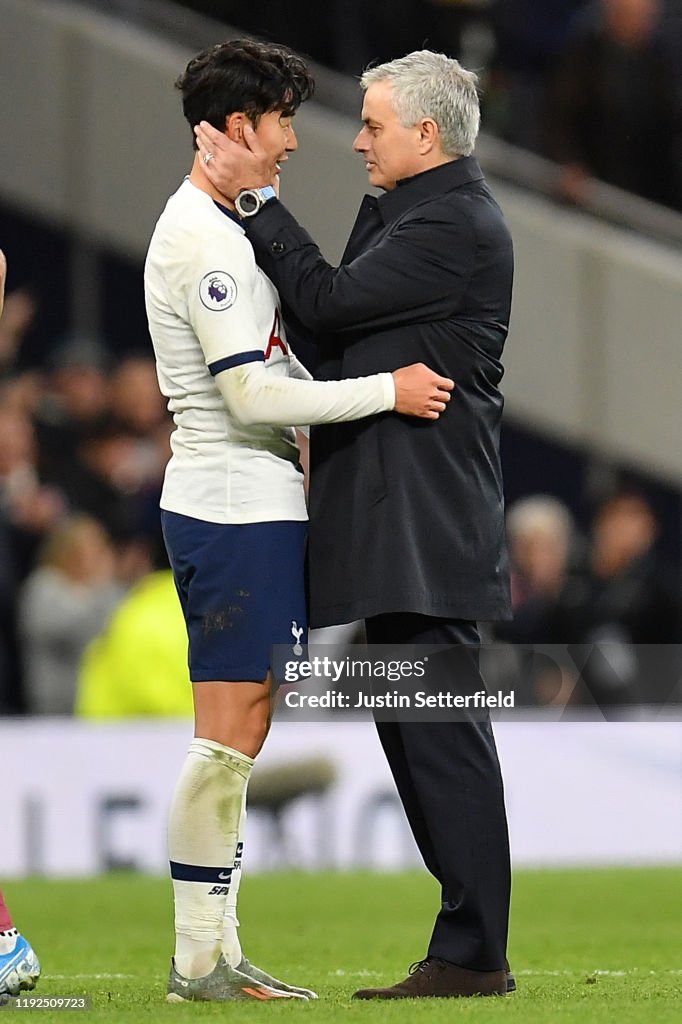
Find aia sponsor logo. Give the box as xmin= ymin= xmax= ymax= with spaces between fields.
xmin=264 ymin=310 xmax=288 ymax=361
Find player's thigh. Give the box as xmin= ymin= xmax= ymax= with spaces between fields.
xmin=161 ymin=512 xmax=307 ymax=753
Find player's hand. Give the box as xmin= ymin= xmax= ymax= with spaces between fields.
xmin=392 ymin=363 xmax=455 ymax=420
xmin=194 ymin=121 xmax=275 ymax=199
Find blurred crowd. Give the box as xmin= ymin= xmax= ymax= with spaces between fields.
xmin=182 ymin=0 xmax=682 ymax=211
xmin=2 ymin=0 xmax=682 ymax=717
xmin=0 ymin=274 xmax=680 ymax=717
xmin=493 ymin=489 xmax=682 ymax=706
xmin=0 ymin=279 xmax=175 ymax=715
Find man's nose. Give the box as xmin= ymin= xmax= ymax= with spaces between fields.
xmin=353 ymin=127 xmax=369 ymax=152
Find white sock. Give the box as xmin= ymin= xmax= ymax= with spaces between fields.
xmin=168 ymin=738 xmax=253 ymax=979
xmin=0 ymin=929 xmax=19 ymax=955
xmin=222 ymin=786 xmax=247 ymax=967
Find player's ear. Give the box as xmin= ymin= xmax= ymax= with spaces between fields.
xmin=225 ymin=112 xmax=245 ymax=143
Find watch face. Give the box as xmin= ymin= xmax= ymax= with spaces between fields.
xmin=238 ymin=191 xmax=259 ymax=216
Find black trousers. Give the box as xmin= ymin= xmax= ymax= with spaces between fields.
xmin=364 ymin=612 xmax=511 ymax=971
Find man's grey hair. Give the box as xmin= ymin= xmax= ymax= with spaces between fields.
xmin=360 ymin=50 xmax=480 ymax=157
xmin=506 ymin=495 xmax=574 ymax=547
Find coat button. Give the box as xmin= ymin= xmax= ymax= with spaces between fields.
xmin=271 ymin=241 xmax=285 ymax=254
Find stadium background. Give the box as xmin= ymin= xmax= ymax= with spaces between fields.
xmin=1 ymin=0 xmax=681 ymax=1016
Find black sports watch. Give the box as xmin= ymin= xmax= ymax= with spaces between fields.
xmin=234 ymin=186 xmax=276 ymax=218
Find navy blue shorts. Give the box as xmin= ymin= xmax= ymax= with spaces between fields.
xmin=161 ymin=511 xmax=308 ymax=682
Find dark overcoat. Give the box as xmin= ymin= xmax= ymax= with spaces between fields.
xmin=245 ymin=157 xmax=514 ymax=627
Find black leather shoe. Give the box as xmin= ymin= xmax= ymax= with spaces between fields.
xmin=352 ymin=958 xmax=507 ymax=999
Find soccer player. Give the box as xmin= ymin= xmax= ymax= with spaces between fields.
xmin=144 ymin=40 xmax=453 ymax=1003
xmin=0 ymin=886 xmax=40 ymax=998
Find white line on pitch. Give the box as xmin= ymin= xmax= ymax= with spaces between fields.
xmin=518 ymin=969 xmax=682 ymax=977
xmin=331 ymin=968 xmax=682 ymax=979
xmin=46 ymin=974 xmax=136 ymax=980
xmin=331 ymin=970 xmax=383 ymax=977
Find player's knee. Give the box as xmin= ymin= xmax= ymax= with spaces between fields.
xmin=235 ymin=697 xmax=271 ymax=757
xmin=195 ymin=687 xmax=271 ymax=758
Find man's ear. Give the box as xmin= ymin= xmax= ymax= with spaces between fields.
xmin=225 ymin=112 xmax=246 ymax=143
xmin=418 ymin=118 xmax=440 ymax=154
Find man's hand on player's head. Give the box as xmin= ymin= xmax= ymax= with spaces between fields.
xmin=392 ymin=364 xmax=455 ymax=420
xmin=194 ymin=121 xmax=274 ymax=199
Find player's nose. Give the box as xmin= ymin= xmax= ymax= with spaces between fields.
xmin=285 ymin=125 xmax=298 ymax=152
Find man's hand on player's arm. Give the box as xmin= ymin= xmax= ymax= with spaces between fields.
xmin=392 ymin=364 xmax=454 ymax=420
xmin=194 ymin=121 xmax=273 ymax=199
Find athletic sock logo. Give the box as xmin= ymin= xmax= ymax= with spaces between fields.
xmin=170 ymin=860 xmax=233 ymax=884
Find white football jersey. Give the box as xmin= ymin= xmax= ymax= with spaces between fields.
xmin=145 ymin=179 xmax=309 ymax=524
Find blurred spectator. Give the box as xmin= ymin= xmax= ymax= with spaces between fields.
xmin=30 ymin=335 xmax=121 ymax=545
xmin=0 ymin=289 xmax=37 ymax=381
xmin=0 ymin=253 xmax=42 ymax=421
xmin=1 ymin=258 xmax=64 ymax=563
xmin=79 ymin=417 xmax=147 ymax=505
xmin=554 ymin=489 xmax=680 ymax=640
xmin=420 ymin=1 xmax=495 ymax=63
xmin=487 ymin=1 xmax=589 ymax=151
xmin=546 ymin=490 xmax=682 ymax=703
xmin=547 ymin=0 xmax=682 ymax=208
xmin=177 ymin=1 xmax=334 ymax=63
xmin=0 ymin=405 xmax=66 ymax=570
xmin=108 ymin=356 xmax=172 ymax=516
xmin=37 ymin=334 xmax=110 ymax=424
xmin=0 ymin=251 xmax=170 ymax=714
xmin=26 ymin=340 xmax=170 ymax=575
xmin=33 ymin=334 xmax=110 ymax=490
xmin=75 ymin=416 xmax=167 ymax=583
xmin=491 ymin=495 xmax=577 ymax=707
xmin=77 ymin=563 xmax=191 ymax=718
xmin=110 ymin=355 xmax=167 ymax=436
xmin=330 ymin=0 xmax=423 ymax=75
xmin=17 ymin=515 xmax=124 ymax=715
xmin=499 ymin=495 xmax=575 ymax=643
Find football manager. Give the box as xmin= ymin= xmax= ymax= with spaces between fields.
xmin=196 ymin=49 xmax=514 ymax=999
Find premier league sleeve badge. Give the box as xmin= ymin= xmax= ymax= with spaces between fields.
xmin=199 ymin=271 xmax=238 ymax=311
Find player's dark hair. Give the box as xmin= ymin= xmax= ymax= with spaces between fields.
xmin=176 ymin=38 xmax=315 ymax=148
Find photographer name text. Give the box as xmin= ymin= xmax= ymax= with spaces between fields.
xmin=283 ymin=689 xmax=515 ymax=709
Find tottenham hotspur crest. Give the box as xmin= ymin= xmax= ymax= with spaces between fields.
xmin=291 ymin=620 xmax=304 ymax=656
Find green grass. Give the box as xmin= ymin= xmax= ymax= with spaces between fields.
xmin=4 ymin=868 xmax=682 ymax=1022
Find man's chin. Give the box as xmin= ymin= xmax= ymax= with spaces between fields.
xmin=367 ymin=170 xmax=393 ymax=192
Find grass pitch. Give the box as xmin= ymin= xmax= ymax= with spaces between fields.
xmin=5 ymin=867 xmax=681 ymax=1022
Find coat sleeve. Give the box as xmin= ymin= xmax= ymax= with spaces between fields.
xmin=245 ymin=199 xmax=476 ymax=335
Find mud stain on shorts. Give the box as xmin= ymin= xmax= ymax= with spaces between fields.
xmin=201 ymin=590 xmax=251 ymax=635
